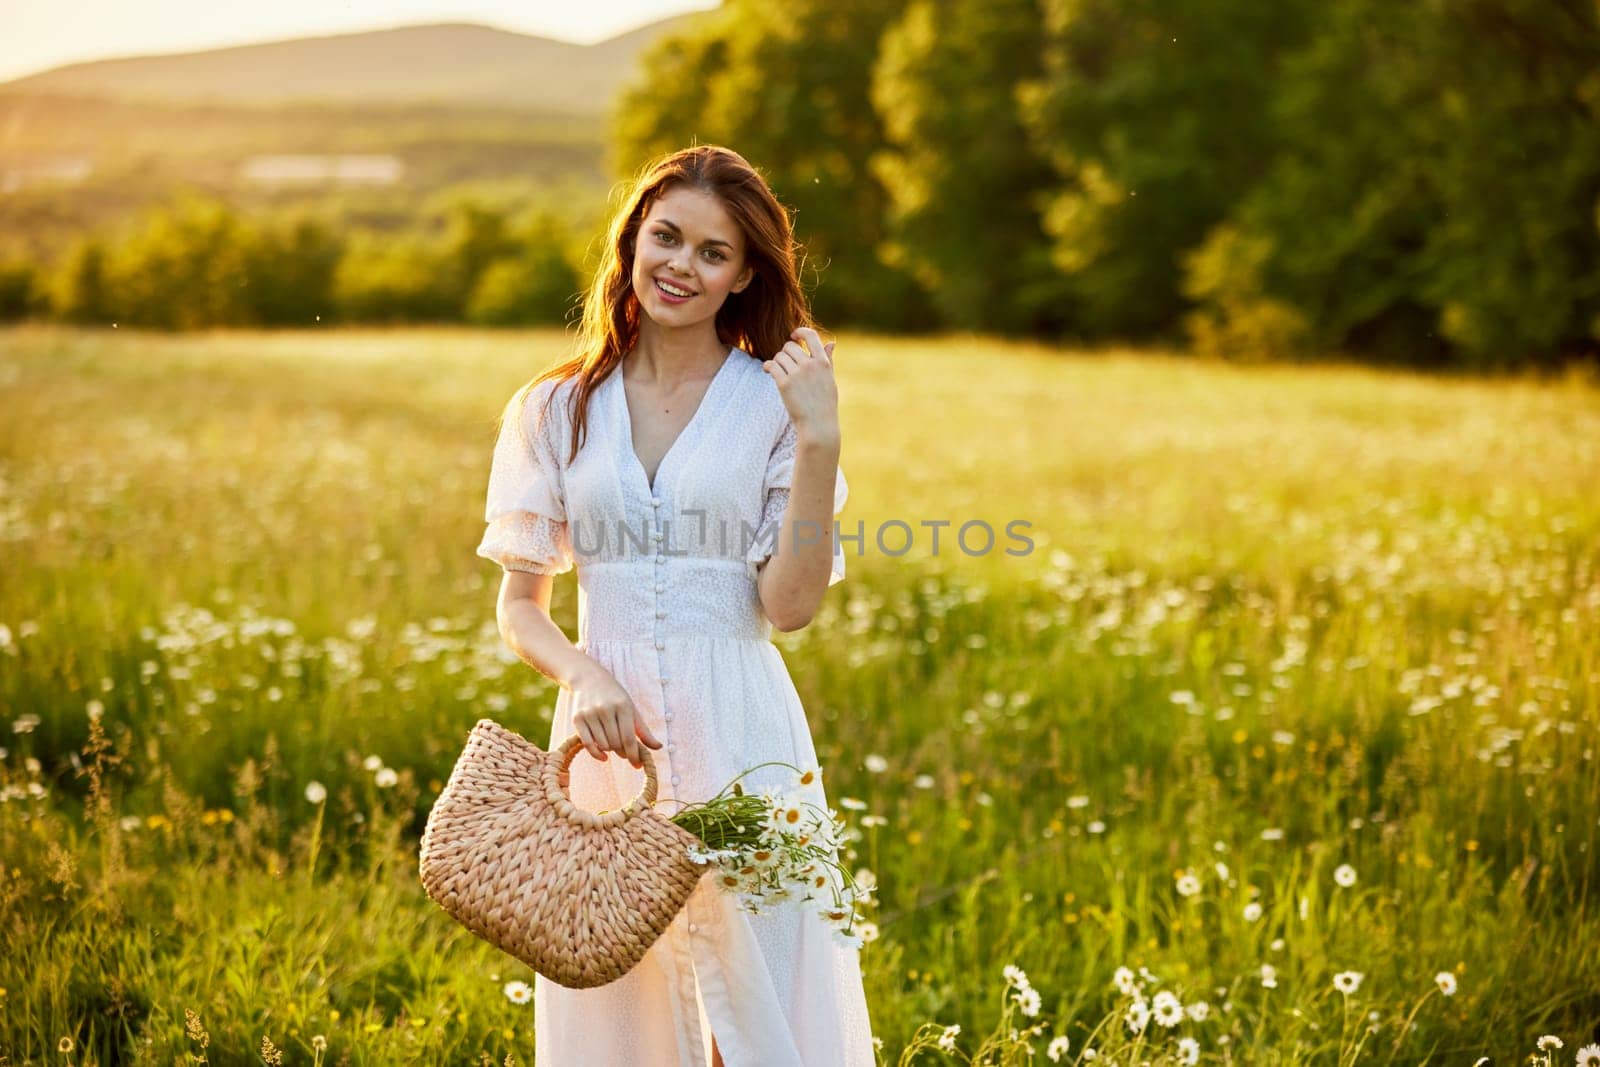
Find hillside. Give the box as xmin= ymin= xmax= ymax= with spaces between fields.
xmin=0 ymin=17 xmax=710 ymax=112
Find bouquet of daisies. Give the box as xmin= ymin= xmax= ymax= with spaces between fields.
xmin=667 ymin=761 xmax=877 ymax=949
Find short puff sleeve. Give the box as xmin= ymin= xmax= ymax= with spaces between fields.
xmin=745 ymin=419 xmax=850 ymax=586
xmin=474 ymin=381 xmax=575 ymax=576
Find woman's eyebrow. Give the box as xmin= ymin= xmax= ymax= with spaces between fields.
xmin=655 ymin=218 xmax=734 ymax=250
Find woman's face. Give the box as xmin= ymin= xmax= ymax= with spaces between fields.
xmin=632 ymin=184 xmax=754 ymax=325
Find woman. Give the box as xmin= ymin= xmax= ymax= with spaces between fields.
xmin=476 ymin=144 xmax=876 ymax=1066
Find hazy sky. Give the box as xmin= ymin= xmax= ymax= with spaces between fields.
xmin=0 ymin=0 xmax=722 ymax=83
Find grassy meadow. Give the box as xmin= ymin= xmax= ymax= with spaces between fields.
xmin=2 ymin=325 xmax=1599 ymax=1065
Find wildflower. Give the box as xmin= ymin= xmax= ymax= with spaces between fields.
xmin=1574 ymin=1043 xmax=1600 ymax=1067
xmin=793 ymin=765 xmax=822 ymax=789
xmin=1177 ymin=1037 xmax=1201 ymax=1065
xmin=1333 ymin=970 xmax=1363 ymax=995
xmin=1243 ymin=901 xmax=1263 ymax=922
xmin=59 ymin=1036 xmax=75 ymax=1053
xmin=1434 ymin=971 xmax=1457 ymax=996
xmin=1175 ymin=872 xmax=1201 ymax=897
xmin=1260 ymin=963 xmax=1277 ymax=989
xmin=1046 ymin=1035 xmax=1071 ymax=1062
xmin=1124 ymin=998 xmax=1149 ymax=1035
xmin=1536 ymin=1036 xmax=1563 ymax=1052
xmin=1260 ymin=827 xmax=1284 ymax=841
xmin=1004 ymin=964 xmax=1032 ymax=991
xmin=1333 ymin=863 xmax=1357 ymax=887
xmin=304 ymin=781 xmax=327 ymax=804
xmin=1151 ymin=990 xmax=1183 ymax=1027
xmin=839 ymin=796 xmax=867 ymax=810
xmin=1067 ymin=795 xmax=1089 ymax=809
xmin=363 ymin=755 xmax=383 ymax=771
xmin=1215 ymin=861 xmax=1230 ymax=880
xmin=374 ymin=767 xmax=398 ymax=788
xmin=937 ymin=1024 xmax=960 ymax=1052
xmin=503 ymin=980 xmax=532 ymax=1004
xmin=1087 ymin=820 xmax=1106 ymax=834
xmin=1186 ymin=1000 xmax=1210 ymax=1021
xmin=863 ymin=754 xmax=888 ymax=773
xmin=1112 ymin=966 xmax=1137 ymax=995
xmin=1016 ymin=986 xmax=1042 ymax=1017
xmin=913 ymin=774 xmax=935 ymax=789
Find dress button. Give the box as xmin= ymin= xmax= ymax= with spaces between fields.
xmin=651 ymin=496 xmax=661 ymax=507
xmin=672 ymin=775 xmax=681 ymax=785
xmin=652 ymin=530 xmax=662 ymax=541
xmin=688 ymin=923 xmax=698 ymax=933
xmin=664 ymin=712 xmax=673 ymax=722
xmin=655 ymin=640 xmax=665 ymax=650
xmin=655 ymin=610 xmax=665 ymax=619
xmin=656 ymin=554 xmax=665 ymax=563
xmin=667 ymin=742 xmax=675 ymax=751
xmin=655 ymin=583 xmax=664 ymax=593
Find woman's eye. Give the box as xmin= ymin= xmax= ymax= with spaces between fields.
xmin=705 ymin=250 xmax=724 ymax=262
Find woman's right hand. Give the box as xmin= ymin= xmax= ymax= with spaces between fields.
xmin=568 ymin=663 xmax=664 ymax=770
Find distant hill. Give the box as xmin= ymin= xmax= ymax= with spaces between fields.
xmin=0 ymin=17 xmax=713 ymax=113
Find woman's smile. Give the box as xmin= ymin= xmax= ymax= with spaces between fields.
xmin=654 ymin=277 xmax=696 ymax=302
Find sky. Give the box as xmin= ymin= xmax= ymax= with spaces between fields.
xmin=0 ymin=0 xmax=722 ymax=84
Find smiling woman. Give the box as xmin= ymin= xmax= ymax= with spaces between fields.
xmin=471 ymin=144 xmax=870 ymax=1067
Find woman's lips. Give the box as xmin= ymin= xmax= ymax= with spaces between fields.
xmin=654 ymin=278 xmax=695 ymax=302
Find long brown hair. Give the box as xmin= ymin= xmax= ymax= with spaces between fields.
xmin=507 ymin=143 xmax=819 ymax=464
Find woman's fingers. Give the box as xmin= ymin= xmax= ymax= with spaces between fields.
xmin=574 ymin=718 xmax=605 ymax=762
xmin=636 ymin=716 xmax=663 ymax=750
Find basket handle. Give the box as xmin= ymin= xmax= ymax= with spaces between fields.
xmin=541 ymin=733 xmax=660 ymax=829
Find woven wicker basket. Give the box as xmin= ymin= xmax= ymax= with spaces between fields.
xmin=418 ymin=718 xmax=709 ymax=988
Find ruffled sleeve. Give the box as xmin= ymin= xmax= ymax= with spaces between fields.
xmin=474 ymin=380 xmax=575 ymax=576
xmin=745 ymin=419 xmax=850 ymax=586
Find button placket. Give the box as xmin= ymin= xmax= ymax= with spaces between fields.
xmin=650 ymin=492 xmax=681 ymax=791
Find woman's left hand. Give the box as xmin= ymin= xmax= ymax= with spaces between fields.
xmin=764 ymin=327 xmax=840 ymax=446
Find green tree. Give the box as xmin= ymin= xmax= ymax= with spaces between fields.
xmin=1018 ymin=0 xmax=1319 ymax=340
xmin=870 ymin=0 xmax=1070 ymax=335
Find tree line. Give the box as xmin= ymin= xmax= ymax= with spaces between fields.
xmin=3 ymin=0 xmax=1596 ymax=370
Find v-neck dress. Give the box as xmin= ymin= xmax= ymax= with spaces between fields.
xmin=475 ymin=345 xmax=874 ymax=1067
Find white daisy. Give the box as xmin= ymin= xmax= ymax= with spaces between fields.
xmin=304 ymin=780 xmax=327 ymax=804
xmin=1434 ymin=971 xmax=1457 ymax=996
xmin=1176 ymin=872 xmax=1202 ymax=897
xmin=1573 ymin=1042 xmax=1600 ymax=1067
xmin=1333 ymin=863 xmax=1357 ymax=887
xmin=374 ymin=767 xmax=398 ymax=788
xmin=1260 ymin=963 xmax=1277 ymax=989
xmin=1536 ymin=1035 xmax=1563 ymax=1052
xmin=863 ymin=754 xmax=888 ymax=773
xmin=936 ymin=1024 xmax=960 ymax=1052
xmin=1186 ymin=999 xmax=1210 ymax=1021
xmin=1177 ymin=1036 xmax=1201 ymax=1065
xmin=1151 ymin=990 xmax=1183 ymax=1027
xmin=792 ymin=765 xmax=822 ymax=790
xmin=1046 ymin=1035 xmax=1071 ymax=1062
xmin=502 ymin=980 xmax=532 ymax=1004
xmin=1112 ymin=966 xmax=1137 ymax=995
xmin=1015 ymin=986 xmax=1042 ymax=1017
xmin=1124 ymin=998 xmax=1149 ymax=1035
xmin=1333 ymin=970 xmax=1363 ymax=995
xmin=1243 ymin=901 xmax=1263 ymax=922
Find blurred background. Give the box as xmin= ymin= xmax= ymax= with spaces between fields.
xmin=2 ymin=0 xmax=1597 ymax=369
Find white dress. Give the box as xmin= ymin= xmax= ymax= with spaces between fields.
xmin=475 ymin=344 xmax=876 ymax=1067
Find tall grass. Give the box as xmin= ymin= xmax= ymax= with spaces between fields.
xmin=2 ymin=325 xmax=1597 ymax=1063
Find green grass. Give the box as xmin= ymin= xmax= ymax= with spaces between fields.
xmin=2 ymin=324 xmax=1598 ymax=1064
